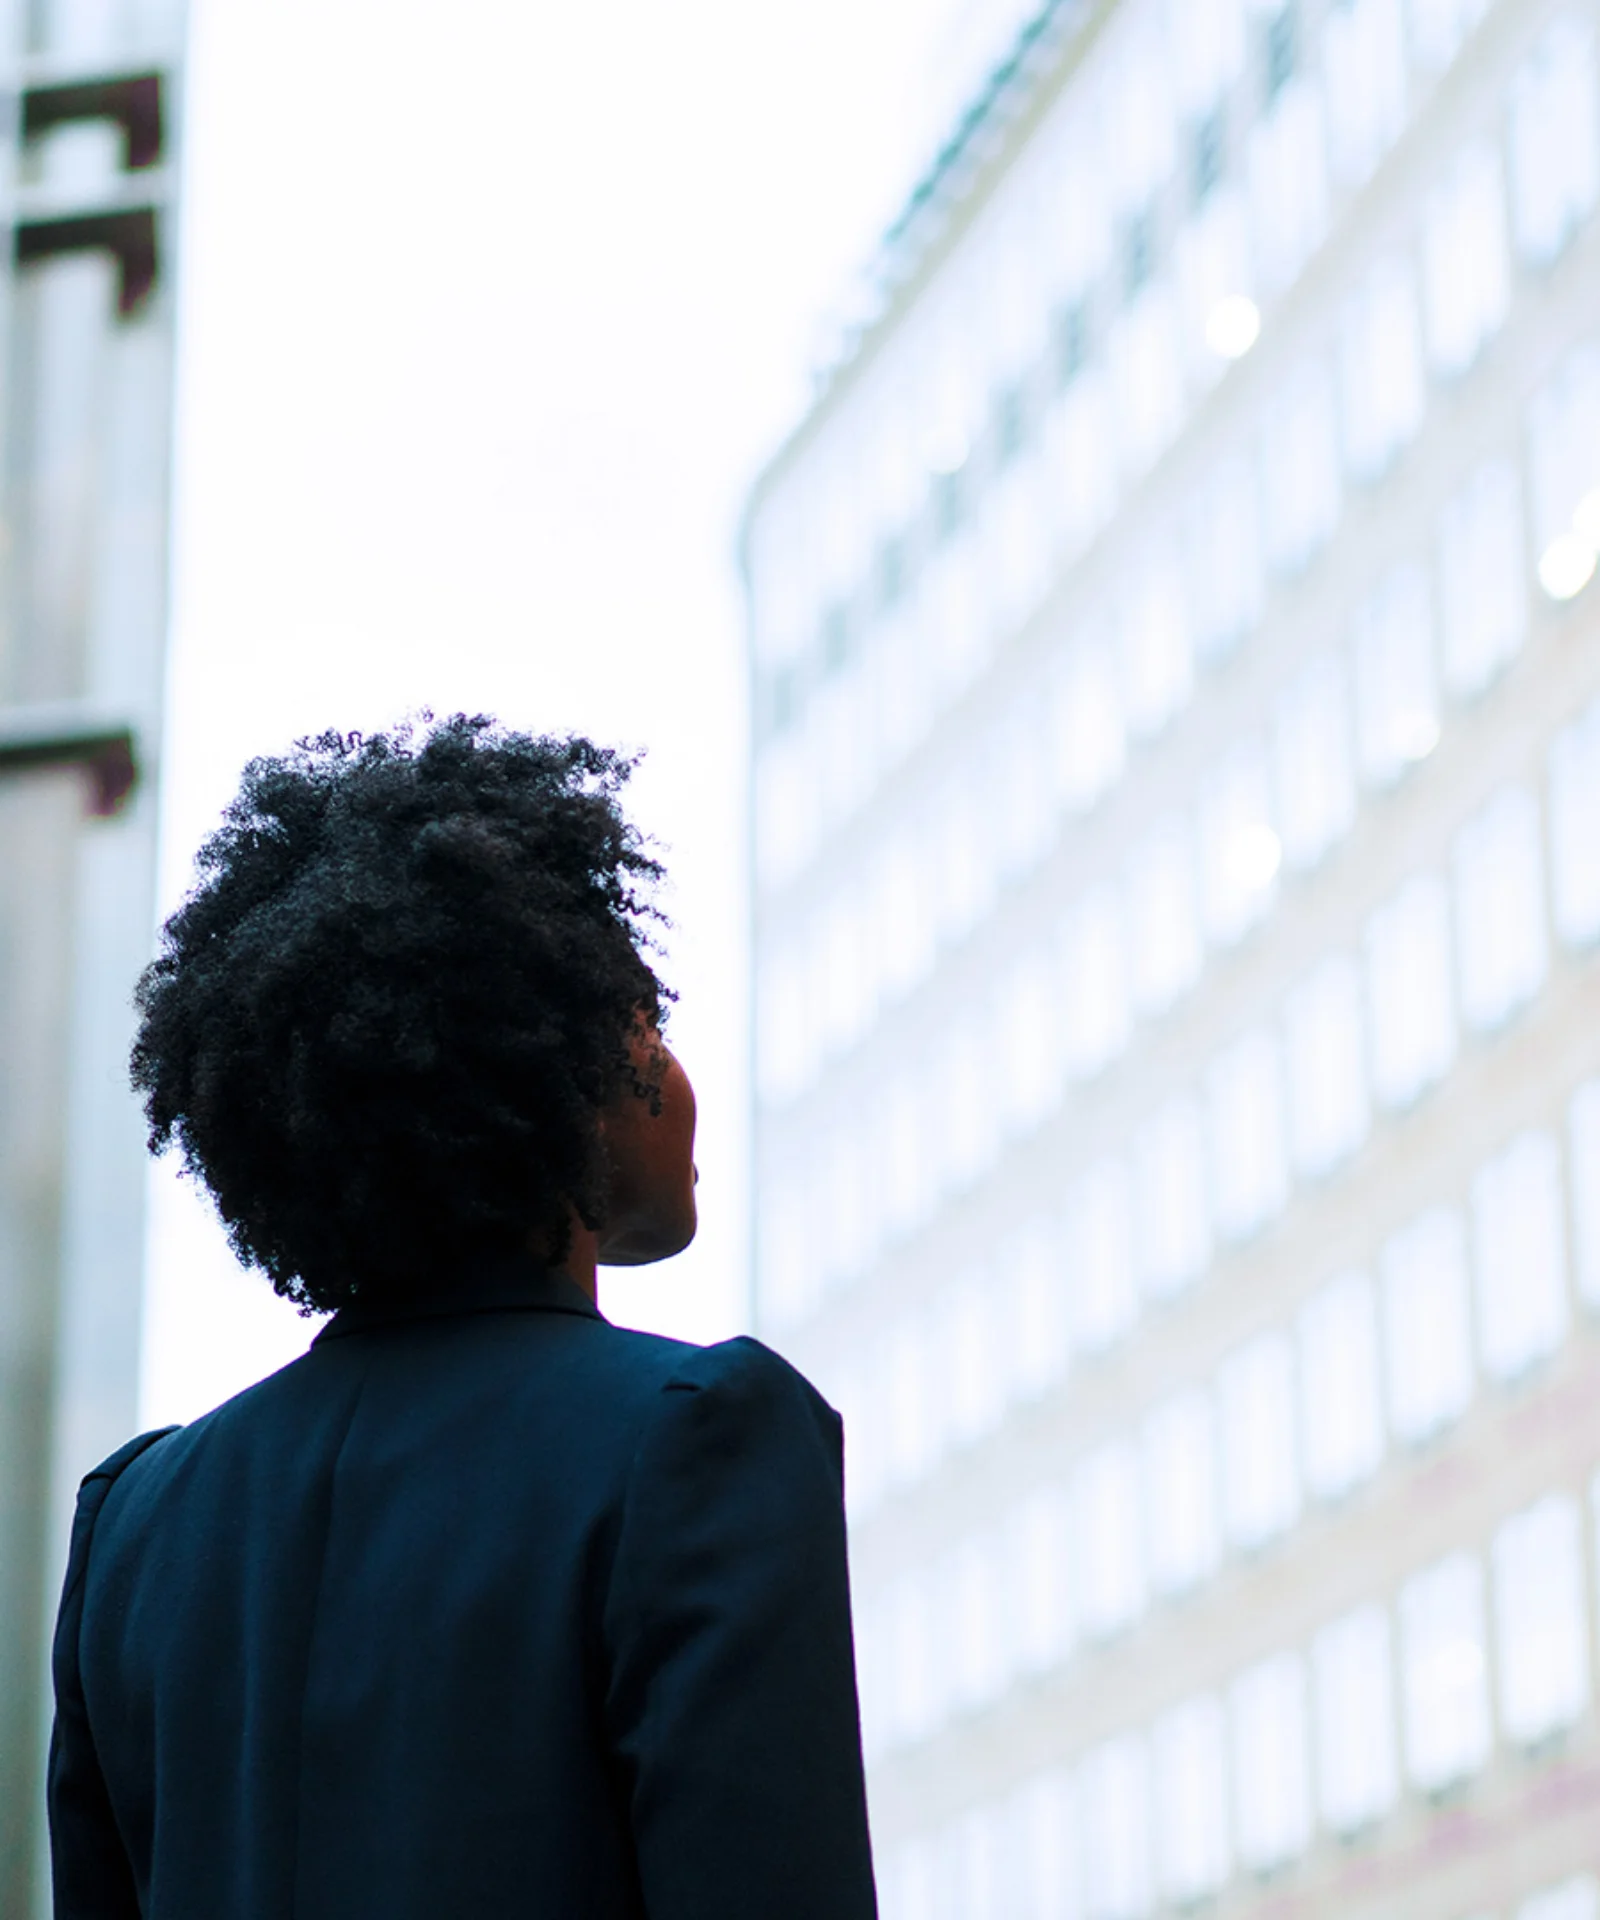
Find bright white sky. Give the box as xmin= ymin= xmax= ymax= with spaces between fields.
xmin=140 ymin=0 xmax=1022 ymax=1423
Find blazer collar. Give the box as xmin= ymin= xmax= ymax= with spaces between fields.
xmin=312 ymin=1252 xmax=604 ymax=1346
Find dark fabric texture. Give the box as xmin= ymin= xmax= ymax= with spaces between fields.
xmin=48 ymin=1260 xmax=877 ymax=1919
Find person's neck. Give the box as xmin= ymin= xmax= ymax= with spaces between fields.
xmin=553 ymin=1210 xmax=599 ymax=1302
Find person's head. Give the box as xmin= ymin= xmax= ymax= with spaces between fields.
xmin=131 ymin=714 xmax=696 ymax=1314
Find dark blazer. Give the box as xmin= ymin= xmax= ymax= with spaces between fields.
xmin=48 ymin=1259 xmax=877 ymax=1918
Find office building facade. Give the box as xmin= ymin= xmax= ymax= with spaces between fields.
xmin=744 ymin=1 xmax=1600 ymax=1915
xmin=0 ymin=0 xmax=184 ymax=1908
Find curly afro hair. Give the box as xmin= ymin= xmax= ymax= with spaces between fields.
xmin=131 ymin=714 xmax=672 ymax=1314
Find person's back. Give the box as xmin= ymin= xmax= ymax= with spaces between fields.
xmin=48 ymin=719 xmax=877 ymax=1917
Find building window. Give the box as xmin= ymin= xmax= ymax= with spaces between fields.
xmin=1050 ymin=633 xmax=1126 ymax=814
xmin=1143 ymin=1387 xmax=1222 ymax=1596
xmin=1471 ymin=1129 xmax=1569 ymax=1383
xmin=1219 ymin=1333 xmax=1300 ymax=1551
xmin=1312 ymin=1604 xmax=1399 ymax=1835
xmin=1006 ymin=1483 xmax=1075 ymax=1676
xmin=996 ymin=943 xmax=1063 ymax=1135
xmin=1132 ymin=1093 xmax=1212 ymax=1300
xmin=1273 ymin=648 xmax=1356 ymax=872
xmin=945 ymin=1802 xmax=1005 ymax=1920
xmin=1185 ymin=452 xmax=1264 ymax=662
xmin=1437 ymin=460 xmax=1525 ymax=700
xmin=1261 ymin=359 xmax=1340 ymax=572
xmin=1192 ymin=107 xmax=1227 ymax=205
xmin=1229 ymin=1654 xmax=1312 ymax=1872
xmin=1074 ymin=1438 xmax=1147 ymax=1640
xmin=947 ymin=1528 xmax=1008 ymax=1715
xmin=1009 ymin=1768 xmax=1080 ymax=1920
xmin=1153 ymin=1696 xmax=1231 ymax=1904
xmin=1423 ymin=141 xmax=1511 ymax=378
xmin=1352 ymin=560 xmax=1440 ymax=786
xmin=1299 ymin=1269 xmax=1384 ymax=1501
xmin=1061 ymin=884 xmax=1132 ymax=1082
xmin=1381 ymin=1206 xmax=1476 ymax=1444
xmin=1491 ymin=1494 xmax=1591 ymax=1747
xmin=1264 ymin=8 xmax=1297 ymax=103
xmin=938 ymin=1269 xmax=1007 ymax=1451
xmin=1569 ymin=1081 xmax=1600 ymax=1313
xmin=1508 ymin=12 xmax=1600 ymax=266
xmin=1123 ymin=206 xmax=1157 ymax=299
xmin=1006 ymin=1214 xmax=1074 ymax=1401
xmin=1322 ymin=0 xmax=1407 ymax=188
xmin=1248 ymin=79 xmax=1328 ymax=294
xmin=1200 ymin=743 xmax=1280 ymax=947
xmin=1207 ymin=1028 xmax=1290 ymax=1241
xmin=1453 ymin=785 xmax=1547 ymax=1033
xmin=1364 ymin=874 xmax=1456 ymax=1109
xmin=1065 ymin=1156 xmax=1138 ymax=1355
xmin=1079 ymin=1735 xmax=1153 ymax=1920
xmin=1341 ymin=256 xmax=1425 ymax=482
xmin=1398 ymin=1552 xmax=1492 ymax=1791
xmin=1550 ymin=694 xmax=1600 ymax=947
xmin=1126 ymin=815 xmax=1204 ymax=1017
xmin=1110 ymin=282 xmax=1183 ymax=476
xmin=1526 ymin=341 xmax=1600 ymax=574
xmin=1285 ymin=954 xmax=1369 ymax=1179
xmin=882 ymin=1565 xmax=942 ymax=1747
xmin=1117 ymin=556 xmax=1193 ymax=740
xmin=1055 ymin=299 xmax=1091 ymax=387
xmin=884 ymin=1308 xmax=937 ymax=1488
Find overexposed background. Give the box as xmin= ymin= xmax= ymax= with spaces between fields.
xmin=140 ymin=0 xmax=1036 ymax=1423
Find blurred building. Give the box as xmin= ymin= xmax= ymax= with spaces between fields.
xmin=742 ymin=1 xmax=1600 ymax=1917
xmin=0 ymin=1 xmax=184 ymax=1909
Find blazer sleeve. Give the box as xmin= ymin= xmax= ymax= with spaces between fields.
xmin=49 ymin=1427 xmax=176 ymax=1919
xmin=603 ymin=1336 xmax=878 ymax=1919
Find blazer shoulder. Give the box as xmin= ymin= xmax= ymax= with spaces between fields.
xmin=657 ymin=1336 xmax=841 ymax=1446
xmin=80 ymin=1425 xmax=181 ymax=1493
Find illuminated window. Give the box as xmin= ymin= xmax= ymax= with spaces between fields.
xmin=1176 ymin=185 xmax=1254 ymax=386
xmin=994 ymin=694 xmax=1057 ymax=879
xmin=1364 ymin=874 xmax=1456 ymax=1109
xmin=1200 ymin=743 xmax=1279 ymax=946
xmin=759 ymin=1162 xmax=820 ymax=1330
xmin=1437 ymin=461 xmax=1525 ymax=699
xmin=1184 ymin=452 xmax=1264 ymax=662
xmin=1381 ymin=1206 xmax=1475 ymax=1444
xmin=1229 ymin=1654 xmax=1312 ymax=1872
xmin=1453 ymin=785 xmax=1547 ymax=1033
xmin=1550 ymin=694 xmax=1600 ymax=946
xmin=947 ymin=1528 xmax=1008 ymax=1715
xmin=1117 ymin=554 xmax=1192 ymax=739
xmin=883 ymin=1068 xmax=935 ymax=1239
xmin=884 ymin=1307 xmax=938 ymax=1488
xmin=1153 ymin=1696 xmax=1231 ymax=1904
xmin=1312 ymin=1605 xmax=1399 ymax=1834
xmin=1045 ymin=364 xmax=1119 ymax=555
xmin=1219 ymin=1333 xmax=1300 ymax=1551
xmin=945 ymin=1802 xmax=1004 ymax=1920
xmin=1492 ymin=1494 xmax=1591 ymax=1747
xmin=1111 ymin=282 xmax=1183 ymax=476
xmin=1273 ymin=649 xmax=1356 ymax=872
xmin=1079 ymin=1734 xmax=1153 ymax=1920
xmin=812 ymin=883 xmax=874 ymax=1062
xmin=1207 ymin=1029 xmax=1289 ymax=1241
xmin=1509 ymin=12 xmax=1600 ymax=265
xmin=934 ymin=1011 xmax=999 ymax=1197
xmin=1126 ymin=815 xmax=1203 ymax=1017
xmin=871 ymin=819 xmax=936 ymax=1007
xmin=1074 ymin=1438 xmax=1146 ymax=1640
xmin=1007 ymin=1482 xmax=1075 ymax=1676
xmin=1352 ymin=561 xmax=1439 ymax=786
xmin=1050 ymin=632 xmax=1126 ymax=814
xmin=1398 ymin=1552 xmax=1491 ymax=1791
xmin=1517 ymin=1877 xmax=1600 ymax=1920
xmin=1423 ymin=142 xmax=1510 ymax=378
xmin=1570 ymin=1081 xmax=1600 ymax=1311
xmin=882 ymin=1564 xmax=942 ymax=1747
xmin=1299 ymin=1270 xmax=1384 ymax=1500
xmin=1248 ymin=80 xmax=1328 ymax=295
xmin=1285 ymin=955 xmax=1369 ymax=1179
xmin=1322 ymin=0 xmax=1407 ymax=188
xmin=1009 ymin=1768 xmax=1080 ymax=1920
xmin=938 ymin=1269 xmax=1006 ymax=1452
xmin=1472 ymin=1129 xmax=1568 ymax=1383
xmin=1171 ymin=0 xmax=1248 ymax=118
xmin=1261 ymin=360 xmax=1340 ymax=573
xmin=929 ymin=765 xmax=992 ymax=948
xmin=1061 ymin=884 xmax=1131 ymax=1081
xmin=1065 ymin=1156 xmax=1138 ymax=1355
xmin=1006 ymin=1215 xmax=1073 ymax=1401
xmin=1132 ymin=1093 xmax=1212 ymax=1300
xmin=1143 ymin=1387 xmax=1222 ymax=1595
xmin=1526 ymin=342 xmax=1600 ymax=577
xmin=996 ymin=943 xmax=1063 ymax=1135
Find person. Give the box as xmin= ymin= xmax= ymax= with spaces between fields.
xmin=47 ymin=716 xmax=877 ymax=1918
